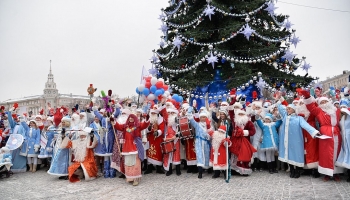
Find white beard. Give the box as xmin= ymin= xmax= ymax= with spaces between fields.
xmin=73 ymin=138 xmax=89 ymax=163
xmin=168 ymin=115 xmax=177 ymax=126
xmin=212 ymin=131 xmax=226 ymax=150
xmin=319 ymin=101 xmax=337 ymax=116
xmin=150 ymin=115 xmax=158 ymax=124
xmin=234 ymin=114 xmax=249 ymax=128
xmin=117 ymin=115 xmax=128 ymax=124
xmin=36 ymin=120 xmax=43 ymax=127
xmin=245 ymin=107 xmax=253 ymax=116
xmin=296 ymin=104 xmax=310 ymax=119
xmin=220 ymin=105 xmax=228 ymax=111
xmin=3 ymin=120 xmax=9 ymax=128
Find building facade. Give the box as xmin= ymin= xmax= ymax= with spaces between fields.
xmin=0 ymin=66 xmax=90 ymax=115
xmin=319 ymin=70 xmax=350 ymax=92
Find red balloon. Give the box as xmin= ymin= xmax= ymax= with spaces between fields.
xmin=155 ymin=81 xmax=163 ymax=89
xmin=145 ymin=82 xmax=151 ymax=89
xmin=144 ymin=76 xmax=152 ymax=82
xmin=163 ymin=85 xmax=169 ymax=91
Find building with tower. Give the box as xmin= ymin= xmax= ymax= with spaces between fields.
xmin=0 ymin=61 xmax=90 ymax=115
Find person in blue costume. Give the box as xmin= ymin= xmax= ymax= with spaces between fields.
xmin=6 ymin=112 xmax=27 ymax=173
xmin=38 ymin=117 xmax=57 ymax=160
xmin=90 ymin=116 xmax=104 ymax=173
xmin=19 ymin=119 xmax=41 ymax=172
xmin=255 ymin=112 xmax=282 ymax=174
xmin=275 ymin=94 xmax=321 ymax=179
xmin=47 ymin=117 xmax=72 ymax=179
xmin=335 ymin=100 xmax=350 ymax=182
xmin=91 ymin=106 xmax=120 ymax=178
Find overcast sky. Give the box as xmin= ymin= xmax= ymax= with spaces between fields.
xmin=0 ymin=0 xmax=349 ymax=102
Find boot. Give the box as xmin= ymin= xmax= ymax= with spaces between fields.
xmin=294 ymin=167 xmax=300 ymax=178
xmin=58 ymin=176 xmax=68 ymax=180
xmin=289 ymin=165 xmax=295 ymax=178
xmin=212 ymin=170 xmax=220 ymax=178
xmin=32 ymin=164 xmax=37 ymax=173
xmin=99 ymin=163 xmax=103 ymax=173
xmin=133 ymin=180 xmax=139 ymax=186
xmin=176 ymin=165 xmax=181 ymax=176
xmin=103 ymin=160 xmax=110 ymax=178
xmin=142 ymin=160 xmax=148 ymax=171
xmin=347 ymin=169 xmax=350 ymax=182
xmin=119 ymin=174 xmax=126 ymax=179
xmin=268 ymin=162 xmax=273 ymax=174
xmin=272 ymin=161 xmax=278 ymax=173
xmin=144 ymin=164 xmax=154 ymax=174
xmin=28 ymin=164 xmax=33 ymax=172
xmin=186 ymin=165 xmax=193 ymax=173
xmin=182 ymin=160 xmax=188 ymax=170
xmin=156 ymin=165 xmax=165 ymax=174
xmin=192 ymin=166 xmax=198 ymax=174
xmin=207 ymin=167 xmax=213 ymax=174
xmin=223 ymin=170 xmax=227 ymax=179
xmin=198 ymin=167 xmax=203 ymax=179
xmin=312 ymin=169 xmax=320 ymax=178
xmin=166 ymin=164 xmax=173 ymax=176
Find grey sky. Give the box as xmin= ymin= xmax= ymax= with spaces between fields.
xmin=0 ymin=0 xmax=349 ymax=102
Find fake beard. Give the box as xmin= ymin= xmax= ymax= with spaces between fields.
xmin=79 ymin=117 xmax=87 ymax=125
xmin=3 ymin=120 xmax=9 ymax=128
xmin=73 ymin=137 xmax=88 ymax=163
xmin=234 ymin=114 xmax=249 ymax=128
xmin=35 ymin=120 xmax=44 ymax=127
xmin=211 ymin=131 xmax=226 ymax=150
xmin=117 ymin=115 xmax=128 ymax=124
xmin=149 ymin=114 xmax=158 ymax=124
xmin=319 ymin=101 xmax=337 ymax=116
xmin=296 ymin=104 xmax=310 ymax=119
xmin=168 ymin=115 xmax=177 ymax=126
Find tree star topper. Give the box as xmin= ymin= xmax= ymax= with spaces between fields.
xmin=203 ymin=4 xmax=215 ymax=21
xmin=206 ymin=52 xmax=218 ymax=69
xmin=281 ymin=49 xmax=297 ymax=64
xmin=240 ymin=24 xmax=255 ymax=41
xmin=173 ymin=36 xmax=182 ymax=50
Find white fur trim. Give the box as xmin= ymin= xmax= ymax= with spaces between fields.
xmin=341 ymin=108 xmax=350 ymax=115
xmin=121 ymin=151 xmax=138 ymax=155
xmin=60 ymin=137 xmax=70 ymax=149
xmin=310 ymin=130 xmax=319 ymax=138
xmin=94 ymin=153 xmax=113 ymax=157
xmin=243 ymin=130 xmax=249 ymax=137
xmin=47 ymin=171 xmax=68 ymax=176
xmin=147 ymin=158 xmax=163 ymax=166
xmin=186 ymin=160 xmax=197 ymax=165
xmin=81 ymin=163 xmax=96 ymax=181
xmin=303 ymin=96 xmax=315 ymax=105
xmin=318 ymin=165 xmax=333 ymax=176
xmin=304 ymin=162 xmax=318 ymax=169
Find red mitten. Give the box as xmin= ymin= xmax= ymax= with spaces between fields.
xmin=224 ymin=138 xmax=231 ymax=143
xmin=299 ymin=90 xmax=310 ymax=99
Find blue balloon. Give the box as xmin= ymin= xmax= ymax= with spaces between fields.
xmin=143 ymin=88 xmax=150 ymax=96
xmin=155 ymin=89 xmax=162 ymax=97
xmin=178 ymin=96 xmax=183 ymax=103
xmin=172 ymin=94 xmax=179 ymax=100
xmin=159 ymin=88 xmax=165 ymax=94
xmin=136 ymin=87 xmax=141 ymax=95
xmin=150 ymin=85 xmax=157 ymax=93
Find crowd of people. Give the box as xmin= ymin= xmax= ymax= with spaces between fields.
xmin=0 ymin=86 xmax=350 ymax=186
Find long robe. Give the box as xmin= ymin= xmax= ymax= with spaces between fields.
xmin=335 ymin=108 xmax=350 ymax=169
xmin=304 ymin=97 xmax=343 ymax=176
xmin=146 ymin=117 xmax=165 ymax=166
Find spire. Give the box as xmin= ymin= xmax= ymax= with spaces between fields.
xmin=50 ymin=60 xmax=52 ymax=74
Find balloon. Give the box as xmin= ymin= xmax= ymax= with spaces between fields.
xmin=136 ymin=87 xmax=141 ymax=95
xmin=163 ymin=85 xmax=169 ymax=91
xmin=172 ymin=94 xmax=179 ymax=100
xmin=144 ymin=76 xmax=152 ymax=82
xmin=178 ymin=96 xmax=183 ymax=103
xmin=143 ymin=88 xmax=150 ymax=96
xmin=159 ymin=88 xmax=165 ymax=94
xmin=150 ymin=85 xmax=157 ymax=93
xmin=145 ymin=82 xmax=151 ymax=89
xmin=155 ymin=81 xmax=163 ymax=89
xmin=163 ymin=91 xmax=170 ymax=97
xmin=147 ymin=94 xmax=155 ymax=100
xmin=151 ymin=77 xmax=158 ymax=85
xmin=158 ymin=78 xmax=164 ymax=83
xmin=137 ymin=84 xmax=145 ymax=92
xmin=155 ymin=89 xmax=162 ymax=97
xmin=139 ymin=95 xmax=145 ymax=103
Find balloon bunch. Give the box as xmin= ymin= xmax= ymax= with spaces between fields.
xmin=135 ymin=76 xmax=171 ymax=103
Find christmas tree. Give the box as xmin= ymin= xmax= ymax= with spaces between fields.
xmin=151 ymin=0 xmax=314 ymax=101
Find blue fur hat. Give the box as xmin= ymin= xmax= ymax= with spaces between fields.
xmin=340 ymin=99 xmax=349 ymax=108
xmin=287 ymin=104 xmax=296 ymax=111
xmin=264 ymin=113 xmax=273 ymax=121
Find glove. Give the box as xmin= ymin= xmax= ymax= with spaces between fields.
xmin=106 ymin=117 xmax=110 ymax=122
xmin=46 ymin=147 xmax=53 ymax=153
xmin=34 ymin=147 xmax=39 ymax=152
xmin=299 ymin=90 xmax=311 ymax=99
xmin=153 ymin=130 xmax=158 ymax=137
xmin=92 ymin=106 xmax=98 ymax=111
xmin=110 ymin=117 xmax=114 ymax=122
xmin=235 ymin=127 xmax=244 ymax=137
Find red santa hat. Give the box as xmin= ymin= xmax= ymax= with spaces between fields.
xmin=218 ymin=125 xmax=227 ymax=133
xmin=166 ymin=99 xmax=174 ymax=107
xmin=35 ymin=115 xmax=43 ymax=120
xmin=252 ymin=101 xmax=262 ymax=108
xmin=221 ymin=101 xmax=229 ymax=107
xmin=167 ymin=107 xmax=178 ymax=114
xmin=292 ymin=98 xmax=300 ymax=104
xmin=246 ymin=102 xmax=251 ymax=107
xmin=233 ymin=102 xmax=243 ymax=109
xmin=182 ymin=103 xmax=190 ymax=110
xmin=235 ymin=109 xmax=246 ymax=115
xmin=230 ymin=88 xmax=236 ymax=97
xmin=11 ymin=114 xmax=18 ymax=120
xmin=263 ymin=100 xmax=271 ymax=108
xmin=317 ymin=97 xmax=329 ymax=105
xmin=149 ymin=104 xmax=159 ymax=114
xmin=46 ymin=116 xmax=54 ymax=122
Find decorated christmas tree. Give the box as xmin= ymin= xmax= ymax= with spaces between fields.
xmin=151 ymin=0 xmax=314 ymax=103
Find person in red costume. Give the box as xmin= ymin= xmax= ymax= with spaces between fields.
xmin=112 ymin=114 xmax=149 ymax=186
xmin=300 ymin=90 xmax=344 ymax=181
